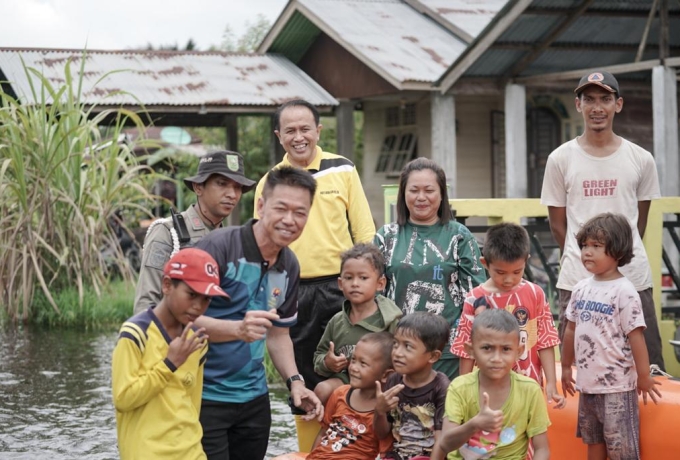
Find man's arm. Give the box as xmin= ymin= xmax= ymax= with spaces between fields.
xmin=547 ymin=206 xmax=567 ymax=253
xmin=134 ymin=223 xmax=173 ymax=314
xmin=346 ymin=166 xmax=376 ymax=243
xmin=637 ymin=200 xmax=651 ymax=238
xmin=193 ymin=309 xmax=280 ymax=343
xmin=267 ymin=325 xmax=323 ymax=421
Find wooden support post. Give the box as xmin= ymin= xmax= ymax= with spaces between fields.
xmin=652 ymin=65 xmax=679 ymax=197
xmin=431 ymin=92 xmax=457 ymax=197
xmin=505 ymin=83 xmax=528 ymax=198
xmin=336 ymin=101 xmax=354 ymax=161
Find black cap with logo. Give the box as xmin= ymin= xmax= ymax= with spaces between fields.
xmin=184 ymin=150 xmax=256 ymax=193
xmin=574 ymin=70 xmax=620 ymax=96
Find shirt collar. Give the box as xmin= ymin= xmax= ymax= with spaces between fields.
xmin=240 ymin=219 xmax=287 ymax=270
xmin=282 ymin=145 xmax=322 ymax=172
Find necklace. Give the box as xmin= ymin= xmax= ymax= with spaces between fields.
xmin=196 ymin=202 xmax=223 ymax=229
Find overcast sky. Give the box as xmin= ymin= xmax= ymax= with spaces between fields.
xmin=1 ymin=0 xmax=288 ymax=50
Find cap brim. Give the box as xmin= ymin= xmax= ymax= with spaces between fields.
xmin=184 ymin=172 xmax=256 ymax=193
xmin=574 ymin=81 xmax=617 ymax=94
xmin=184 ymin=280 xmax=230 ymax=299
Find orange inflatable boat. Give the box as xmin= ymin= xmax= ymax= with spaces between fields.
xmin=272 ymin=367 xmax=680 ymax=459
xmin=547 ymin=366 xmax=680 ymax=459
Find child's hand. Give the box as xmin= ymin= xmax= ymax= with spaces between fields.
xmin=546 ymin=385 xmax=566 ymax=409
xmin=166 ymin=322 xmax=207 ymax=368
xmin=324 ymin=342 xmax=348 ymax=373
xmin=473 ymin=392 xmax=503 ymax=433
xmin=637 ymin=374 xmax=662 ymax=405
xmin=375 ymin=381 xmax=404 ymax=415
xmin=561 ymin=365 xmax=576 ymax=398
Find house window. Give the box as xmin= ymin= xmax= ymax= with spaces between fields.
xmin=375 ymin=132 xmax=417 ymax=175
xmin=386 ymin=107 xmax=400 ymax=127
xmin=402 ymin=103 xmax=416 ymax=126
xmin=376 ymin=104 xmax=419 ymax=176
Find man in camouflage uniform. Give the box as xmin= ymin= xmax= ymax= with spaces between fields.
xmin=133 ymin=150 xmax=255 ymax=314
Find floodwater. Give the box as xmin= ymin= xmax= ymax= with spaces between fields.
xmin=0 ymin=328 xmax=298 ymax=459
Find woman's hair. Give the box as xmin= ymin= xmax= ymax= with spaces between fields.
xmin=575 ymin=212 xmax=634 ymax=267
xmin=396 ymin=158 xmax=451 ymax=226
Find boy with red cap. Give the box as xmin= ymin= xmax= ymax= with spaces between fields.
xmin=113 ymin=248 xmax=229 ymax=460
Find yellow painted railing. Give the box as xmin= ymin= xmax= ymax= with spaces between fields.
xmin=383 ymin=185 xmax=680 ymax=376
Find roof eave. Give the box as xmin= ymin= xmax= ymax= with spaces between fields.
xmin=257 ymin=0 xmax=297 ymax=53
xmin=514 ymin=57 xmax=680 ymax=85
xmin=438 ymin=0 xmax=532 ymax=94
xmin=402 ymin=0 xmax=474 ymax=43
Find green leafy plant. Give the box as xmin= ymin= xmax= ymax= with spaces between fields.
xmin=0 ymin=54 xmax=157 ymax=322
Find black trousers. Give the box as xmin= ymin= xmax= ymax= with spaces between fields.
xmin=290 ymin=276 xmax=345 ymax=390
xmin=200 ymin=394 xmax=271 ymax=460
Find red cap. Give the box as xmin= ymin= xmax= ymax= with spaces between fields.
xmin=163 ymin=248 xmax=229 ymax=299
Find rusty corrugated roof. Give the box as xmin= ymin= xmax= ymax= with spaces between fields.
xmin=415 ymin=0 xmax=510 ymax=41
xmin=266 ymin=0 xmax=468 ymax=87
xmin=0 ymin=48 xmax=338 ymax=107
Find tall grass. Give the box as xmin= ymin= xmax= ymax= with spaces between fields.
xmin=28 ymin=279 xmax=135 ymax=329
xmin=0 ymin=54 xmax=156 ymax=322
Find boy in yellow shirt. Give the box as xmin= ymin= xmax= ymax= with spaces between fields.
xmin=432 ymin=309 xmax=550 ymax=460
xmin=112 ymin=248 xmax=229 ymax=460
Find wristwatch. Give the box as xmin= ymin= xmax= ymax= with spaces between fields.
xmin=286 ymin=374 xmax=305 ymax=390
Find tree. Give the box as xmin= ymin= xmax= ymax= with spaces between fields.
xmin=220 ymin=14 xmax=271 ymax=52
xmin=143 ymin=39 xmax=197 ymax=51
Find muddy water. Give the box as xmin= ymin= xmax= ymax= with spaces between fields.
xmin=0 ymin=328 xmax=297 ymax=459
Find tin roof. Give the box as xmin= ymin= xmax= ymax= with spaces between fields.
xmin=439 ymin=0 xmax=680 ymax=91
xmin=0 ymin=48 xmax=338 ymax=108
xmin=260 ymin=0 xmax=468 ymax=88
xmin=413 ymin=0 xmax=510 ymax=42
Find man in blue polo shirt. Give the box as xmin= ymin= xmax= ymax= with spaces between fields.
xmin=194 ymin=166 xmax=322 ymax=460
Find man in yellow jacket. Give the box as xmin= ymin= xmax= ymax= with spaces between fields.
xmin=253 ymin=99 xmax=375 ymax=396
